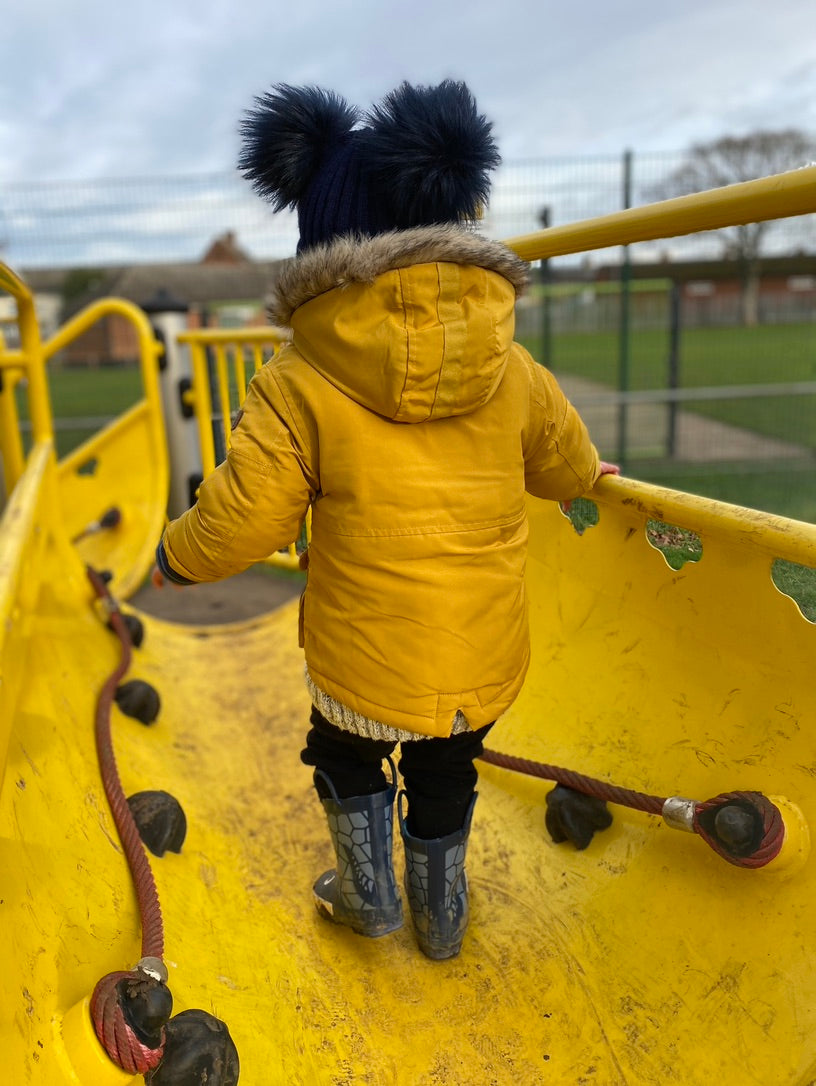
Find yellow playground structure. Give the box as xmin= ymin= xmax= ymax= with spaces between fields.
xmin=3 ymin=169 xmax=816 ymax=1086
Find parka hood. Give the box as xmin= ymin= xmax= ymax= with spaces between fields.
xmin=267 ymin=225 xmax=530 ymax=423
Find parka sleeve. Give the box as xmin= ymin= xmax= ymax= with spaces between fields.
xmin=520 ymin=348 xmax=601 ymax=501
xmin=158 ymin=367 xmax=316 ymax=584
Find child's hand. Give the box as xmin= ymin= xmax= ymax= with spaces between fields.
xmin=560 ymin=461 xmax=621 ymax=514
xmin=151 ymin=564 xmax=189 ymax=590
xmin=152 ymin=562 xmax=187 ymax=590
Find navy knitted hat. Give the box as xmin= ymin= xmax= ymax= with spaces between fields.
xmin=238 ymin=81 xmax=500 ymax=253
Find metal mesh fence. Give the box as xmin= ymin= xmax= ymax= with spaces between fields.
xmin=2 ymin=151 xmax=816 ymax=522
xmin=3 ymin=150 xmax=814 ymax=270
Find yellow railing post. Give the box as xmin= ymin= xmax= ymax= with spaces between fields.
xmin=0 ymin=341 xmax=26 ymax=497
xmin=16 ymin=286 xmax=54 ymax=447
xmin=185 ymin=339 xmax=217 ymax=479
xmin=0 ymin=265 xmax=55 ymax=494
xmin=176 ymin=327 xmax=309 ymax=569
xmin=178 ymin=328 xmax=289 ymax=481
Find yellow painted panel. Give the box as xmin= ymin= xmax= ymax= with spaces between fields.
xmin=4 ymin=473 xmax=816 ymax=1083
xmin=56 ymin=402 xmax=169 ymax=601
xmin=5 ymin=165 xmax=816 ymax=1083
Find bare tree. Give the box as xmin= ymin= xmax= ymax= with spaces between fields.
xmin=656 ymin=130 xmax=816 ymax=325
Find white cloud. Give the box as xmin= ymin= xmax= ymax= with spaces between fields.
xmin=3 ymin=0 xmax=816 ymax=265
xmin=4 ymin=0 xmax=816 ymax=182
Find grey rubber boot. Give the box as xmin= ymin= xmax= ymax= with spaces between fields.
xmin=398 ymin=791 xmax=477 ymax=960
xmin=312 ymin=759 xmax=403 ymax=938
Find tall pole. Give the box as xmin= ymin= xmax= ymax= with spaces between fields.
xmin=143 ymin=289 xmax=202 ymax=517
xmin=200 ymin=306 xmax=227 ymax=468
xmin=617 ymin=150 xmax=633 ymax=470
xmin=539 ymin=206 xmax=552 ymax=366
xmin=666 ymin=281 xmax=682 ymax=458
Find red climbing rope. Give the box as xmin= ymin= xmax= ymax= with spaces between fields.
xmin=90 ymin=969 xmax=166 ymax=1075
xmin=693 ymin=790 xmax=786 ymax=869
xmin=480 ymin=747 xmax=786 ymax=869
xmin=86 ymin=566 xmax=167 ymax=1074
xmin=480 ymin=748 xmax=666 ymax=815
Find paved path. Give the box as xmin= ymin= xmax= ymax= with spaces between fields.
xmin=557 ymin=374 xmax=811 ymax=462
xmin=132 ymin=566 xmax=300 ymax=624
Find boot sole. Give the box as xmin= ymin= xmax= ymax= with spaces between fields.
xmin=314 ymin=893 xmax=403 ymax=938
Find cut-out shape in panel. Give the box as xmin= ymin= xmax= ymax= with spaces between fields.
xmin=560 ymin=497 xmax=599 ymax=536
xmin=771 ymin=559 xmax=816 ymax=623
xmin=76 ymin=456 xmax=99 ymax=476
xmin=646 ymin=519 xmax=703 ymax=570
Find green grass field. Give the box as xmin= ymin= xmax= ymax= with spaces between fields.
xmin=520 ymin=321 xmax=816 ymax=522
xmin=532 ymin=323 xmax=816 ymax=387
xmin=523 ymin=322 xmax=816 ymax=446
xmin=10 ymin=348 xmax=816 ymax=613
xmin=33 ymin=364 xmax=143 ymax=416
xmin=34 ymin=322 xmax=816 ymax=433
xmin=13 ymin=322 xmax=816 ymax=523
xmin=15 ymin=364 xmax=144 ymax=457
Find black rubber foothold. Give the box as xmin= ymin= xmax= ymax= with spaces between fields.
xmin=144 ymin=1009 xmax=240 ymax=1086
xmin=117 ymin=974 xmax=173 ymax=1050
xmin=128 ymin=790 xmax=187 ymax=856
xmin=107 ymin=612 xmax=145 ymax=648
xmin=114 ymin=679 xmax=161 ymax=725
xmin=99 ymin=506 xmax=122 ymax=529
xmin=121 ymin=612 xmax=145 ymax=648
xmin=545 ymin=784 xmax=613 ymax=850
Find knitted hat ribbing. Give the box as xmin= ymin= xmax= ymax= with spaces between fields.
xmin=239 ymin=80 xmax=500 ymax=253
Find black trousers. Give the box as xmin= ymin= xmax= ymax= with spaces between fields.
xmin=301 ymin=706 xmax=493 ymax=838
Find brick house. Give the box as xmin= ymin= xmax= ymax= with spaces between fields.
xmin=594 ymin=253 xmax=816 ymax=327
xmin=23 ymin=232 xmax=284 ymax=366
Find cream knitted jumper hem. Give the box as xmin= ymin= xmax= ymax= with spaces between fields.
xmin=305 ymin=669 xmax=472 ymax=743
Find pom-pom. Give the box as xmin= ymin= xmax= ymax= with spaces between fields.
xmin=238 ymin=84 xmax=359 ymax=209
xmin=362 ymin=80 xmax=500 ymax=228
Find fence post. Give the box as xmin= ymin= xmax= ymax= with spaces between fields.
xmin=617 ymin=149 xmax=633 ymax=469
xmin=143 ymin=289 xmax=202 ymax=518
xmin=539 ymin=206 xmax=553 ymax=366
xmin=666 ymin=281 xmax=682 ymax=458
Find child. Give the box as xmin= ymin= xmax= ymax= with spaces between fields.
xmin=155 ymin=80 xmax=618 ymax=959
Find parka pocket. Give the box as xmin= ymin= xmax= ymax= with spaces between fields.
xmin=298 ymin=587 xmax=306 ymax=648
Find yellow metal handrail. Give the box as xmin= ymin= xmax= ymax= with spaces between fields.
xmin=178 ymin=327 xmax=288 ymax=477
xmin=0 ymin=440 xmax=62 ymax=769
xmin=0 ymin=333 xmax=26 ymax=494
xmin=177 ymin=326 xmax=308 ymax=570
xmin=595 ymin=472 xmax=816 ymax=568
xmin=0 ymin=264 xmax=167 ymax=495
xmin=173 ymin=167 xmax=816 ymax=575
xmin=505 ymin=165 xmax=816 ymax=262
xmin=0 ymin=265 xmax=54 ymax=494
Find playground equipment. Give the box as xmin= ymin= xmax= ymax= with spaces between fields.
xmin=2 ymin=169 xmax=816 ymax=1085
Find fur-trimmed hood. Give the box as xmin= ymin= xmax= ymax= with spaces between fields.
xmin=267 ymin=225 xmax=530 ymax=424
xmin=267 ymin=224 xmax=529 ymax=326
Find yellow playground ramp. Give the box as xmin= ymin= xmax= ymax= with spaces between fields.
xmin=2 ymin=169 xmax=816 ymax=1086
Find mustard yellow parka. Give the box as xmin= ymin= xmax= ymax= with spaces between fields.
xmin=160 ymin=226 xmax=601 ymax=738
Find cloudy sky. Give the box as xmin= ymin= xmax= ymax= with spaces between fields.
xmin=4 ymin=0 xmax=816 ymax=181
xmin=2 ymin=0 xmax=816 ymax=267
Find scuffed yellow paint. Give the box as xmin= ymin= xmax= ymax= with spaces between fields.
xmin=4 ymin=167 xmax=816 ymax=1083
xmin=54 ymin=999 xmax=138 ymax=1086
xmin=3 ymin=453 xmax=816 ymax=1083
